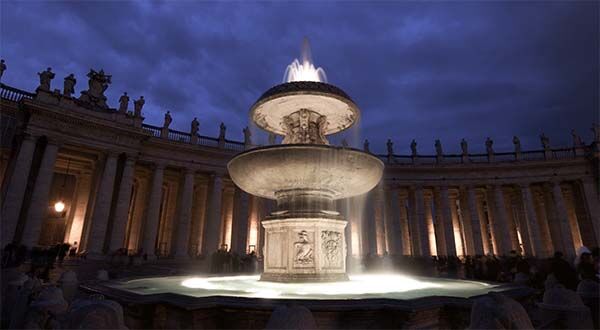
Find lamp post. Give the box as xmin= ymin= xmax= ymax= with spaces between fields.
xmin=54 ymin=158 xmax=70 ymax=214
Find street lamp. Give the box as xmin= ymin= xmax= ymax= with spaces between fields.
xmin=54 ymin=158 xmax=70 ymax=214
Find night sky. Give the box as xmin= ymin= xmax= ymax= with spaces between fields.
xmin=1 ymin=1 xmax=598 ymax=154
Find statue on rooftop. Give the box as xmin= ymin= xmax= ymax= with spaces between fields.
xmin=386 ymin=139 xmax=394 ymax=156
xmin=219 ymin=122 xmax=226 ymax=140
xmin=79 ymin=69 xmax=111 ymax=108
xmin=435 ymin=139 xmax=443 ymax=157
xmin=410 ymin=139 xmax=417 ymax=156
xmin=571 ymin=129 xmax=583 ymax=147
xmin=118 ymin=92 xmax=129 ymax=114
xmin=0 ymin=59 xmax=6 ymax=79
xmin=133 ymin=96 xmax=144 ymax=117
xmin=163 ymin=111 xmax=172 ymax=129
xmin=243 ymin=126 xmax=252 ymax=145
xmin=363 ymin=139 xmax=370 ymax=152
xmin=513 ymin=136 xmax=521 ymax=153
xmin=63 ymin=74 xmax=76 ymax=97
xmin=191 ymin=117 xmax=199 ymax=136
xmin=37 ymin=67 xmax=55 ymax=92
xmin=485 ymin=137 xmax=494 ymax=154
xmin=540 ymin=133 xmax=550 ymax=150
xmin=460 ymin=138 xmax=468 ymax=155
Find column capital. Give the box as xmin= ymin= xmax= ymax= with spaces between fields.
xmin=22 ymin=133 xmax=38 ymax=142
xmin=183 ymin=167 xmax=196 ymax=175
xmin=123 ymin=157 xmax=137 ymax=167
xmin=46 ymin=136 xmax=64 ymax=147
xmin=153 ymin=161 xmax=167 ymax=170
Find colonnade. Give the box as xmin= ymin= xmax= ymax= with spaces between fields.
xmin=2 ymin=134 xmax=598 ymax=262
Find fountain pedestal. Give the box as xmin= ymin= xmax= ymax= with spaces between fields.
xmin=261 ymin=218 xmax=348 ymax=282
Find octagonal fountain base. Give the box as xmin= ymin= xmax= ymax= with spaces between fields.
xmin=261 ymin=218 xmax=348 ymax=282
xmin=81 ymin=274 xmax=534 ymax=329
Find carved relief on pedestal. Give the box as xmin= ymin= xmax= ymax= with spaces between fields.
xmin=293 ymin=230 xmax=314 ymax=266
xmin=321 ymin=230 xmax=342 ymax=267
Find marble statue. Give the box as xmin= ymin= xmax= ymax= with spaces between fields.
xmin=571 ymin=129 xmax=583 ymax=147
xmin=460 ymin=138 xmax=468 ymax=155
xmin=79 ymin=69 xmax=111 ymax=108
xmin=435 ymin=139 xmax=443 ymax=157
xmin=0 ymin=59 xmax=6 ymax=79
xmin=364 ymin=139 xmax=370 ymax=152
xmin=386 ymin=139 xmax=393 ymax=155
xmin=513 ymin=136 xmax=521 ymax=153
xmin=294 ymin=230 xmax=313 ymax=265
xmin=243 ymin=126 xmax=252 ymax=145
xmin=118 ymin=92 xmax=129 ymax=114
xmin=219 ymin=122 xmax=226 ymax=140
xmin=268 ymin=133 xmax=276 ymax=145
xmin=191 ymin=117 xmax=199 ymax=136
xmin=133 ymin=96 xmax=144 ymax=117
xmin=63 ymin=74 xmax=76 ymax=97
xmin=410 ymin=139 xmax=417 ymax=156
xmin=485 ymin=137 xmax=494 ymax=154
xmin=540 ymin=133 xmax=550 ymax=150
xmin=37 ymin=67 xmax=55 ymax=92
xmin=163 ymin=111 xmax=172 ymax=129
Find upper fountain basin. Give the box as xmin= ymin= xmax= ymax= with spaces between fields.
xmin=250 ymin=82 xmax=360 ymax=136
xmin=227 ymin=144 xmax=384 ymax=200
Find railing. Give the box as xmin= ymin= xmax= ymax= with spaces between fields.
xmin=142 ymin=124 xmax=161 ymax=137
xmin=168 ymin=129 xmax=191 ymax=143
xmin=0 ymin=83 xmax=35 ymax=102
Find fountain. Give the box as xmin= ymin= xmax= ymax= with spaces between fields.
xmin=228 ymin=39 xmax=383 ymax=282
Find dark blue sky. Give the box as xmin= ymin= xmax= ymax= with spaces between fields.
xmin=1 ymin=1 xmax=598 ymax=154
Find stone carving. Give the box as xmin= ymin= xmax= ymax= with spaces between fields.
xmin=219 ymin=122 xmax=226 ymax=140
xmin=37 ymin=67 xmax=55 ymax=92
xmin=0 ymin=59 xmax=6 ymax=79
xmin=363 ymin=139 xmax=370 ymax=152
xmin=64 ymin=297 xmax=128 ymax=329
xmin=540 ymin=133 xmax=550 ymax=150
xmin=410 ymin=139 xmax=417 ymax=156
xmin=191 ymin=117 xmax=199 ymax=136
xmin=293 ymin=230 xmax=313 ymax=265
xmin=386 ymin=139 xmax=393 ymax=155
xmin=485 ymin=137 xmax=494 ymax=154
xmin=163 ymin=111 xmax=172 ymax=129
xmin=79 ymin=69 xmax=111 ymax=109
xmin=118 ymin=92 xmax=129 ymax=114
xmin=321 ymin=230 xmax=342 ymax=265
xmin=513 ymin=136 xmax=521 ymax=153
xmin=435 ymin=139 xmax=443 ymax=157
xmin=133 ymin=96 xmax=145 ymax=117
xmin=281 ymin=109 xmax=328 ymax=144
xmin=243 ymin=126 xmax=252 ymax=145
xmin=460 ymin=138 xmax=468 ymax=155
xmin=571 ymin=129 xmax=583 ymax=147
xmin=63 ymin=74 xmax=76 ymax=97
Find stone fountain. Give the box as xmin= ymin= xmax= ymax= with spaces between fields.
xmin=228 ymin=49 xmax=384 ymax=282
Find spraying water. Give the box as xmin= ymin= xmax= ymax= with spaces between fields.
xmin=283 ymin=38 xmax=328 ymax=83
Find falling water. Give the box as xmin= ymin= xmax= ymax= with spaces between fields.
xmin=283 ymin=38 xmax=328 ymax=83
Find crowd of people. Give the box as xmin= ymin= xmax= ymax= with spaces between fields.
xmin=2 ymin=242 xmax=75 ymax=281
xmin=209 ymin=247 xmax=260 ymax=274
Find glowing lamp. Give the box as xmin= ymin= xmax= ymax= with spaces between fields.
xmin=54 ymin=201 xmax=65 ymax=213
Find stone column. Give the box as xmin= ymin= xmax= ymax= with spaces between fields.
xmin=414 ymin=185 xmax=430 ymax=256
xmin=492 ymin=185 xmax=512 ymax=255
xmin=519 ymin=182 xmax=545 ymax=257
xmin=465 ymin=186 xmax=484 ymax=256
xmin=550 ymin=181 xmax=576 ymax=258
xmin=141 ymin=163 xmax=165 ymax=258
xmin=433 ymin=188 xmax=447 ymax=256
xmin=440 ymin=186 xmax=456 ymax=256
xmin=1 ymin=135 xmax=37 ymax=245
xmin=580 ymin=177 xmax=600 ymax=245
xmin=202 ymin=174 xmax=223 ymax=254
xmin=385 ymin=188 xmax=402 ymax=255
xmin=21 ymin=141 xmax=59 ymax=246
xmin=173 ymin=168 xmax=195 ymax=258
xmin=109 ymin=157 xmax=136 ymax=251
xmin=230 ymin=189 xmax=250 ymax=255
xmin=86 ymin=153 xmax=119 ymax=255
xmin=398 ymin=193 xmax=412 ymax=255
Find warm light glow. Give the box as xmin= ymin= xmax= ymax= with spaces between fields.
xmin=54 ymin=201 xmax=65 ymax=213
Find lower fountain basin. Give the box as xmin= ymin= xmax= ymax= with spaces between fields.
xmin=227 ymin=144 xmax=384 ymax=200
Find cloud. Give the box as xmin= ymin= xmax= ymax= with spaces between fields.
xmin=1 ymin=1 xmax=597 ymax=153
